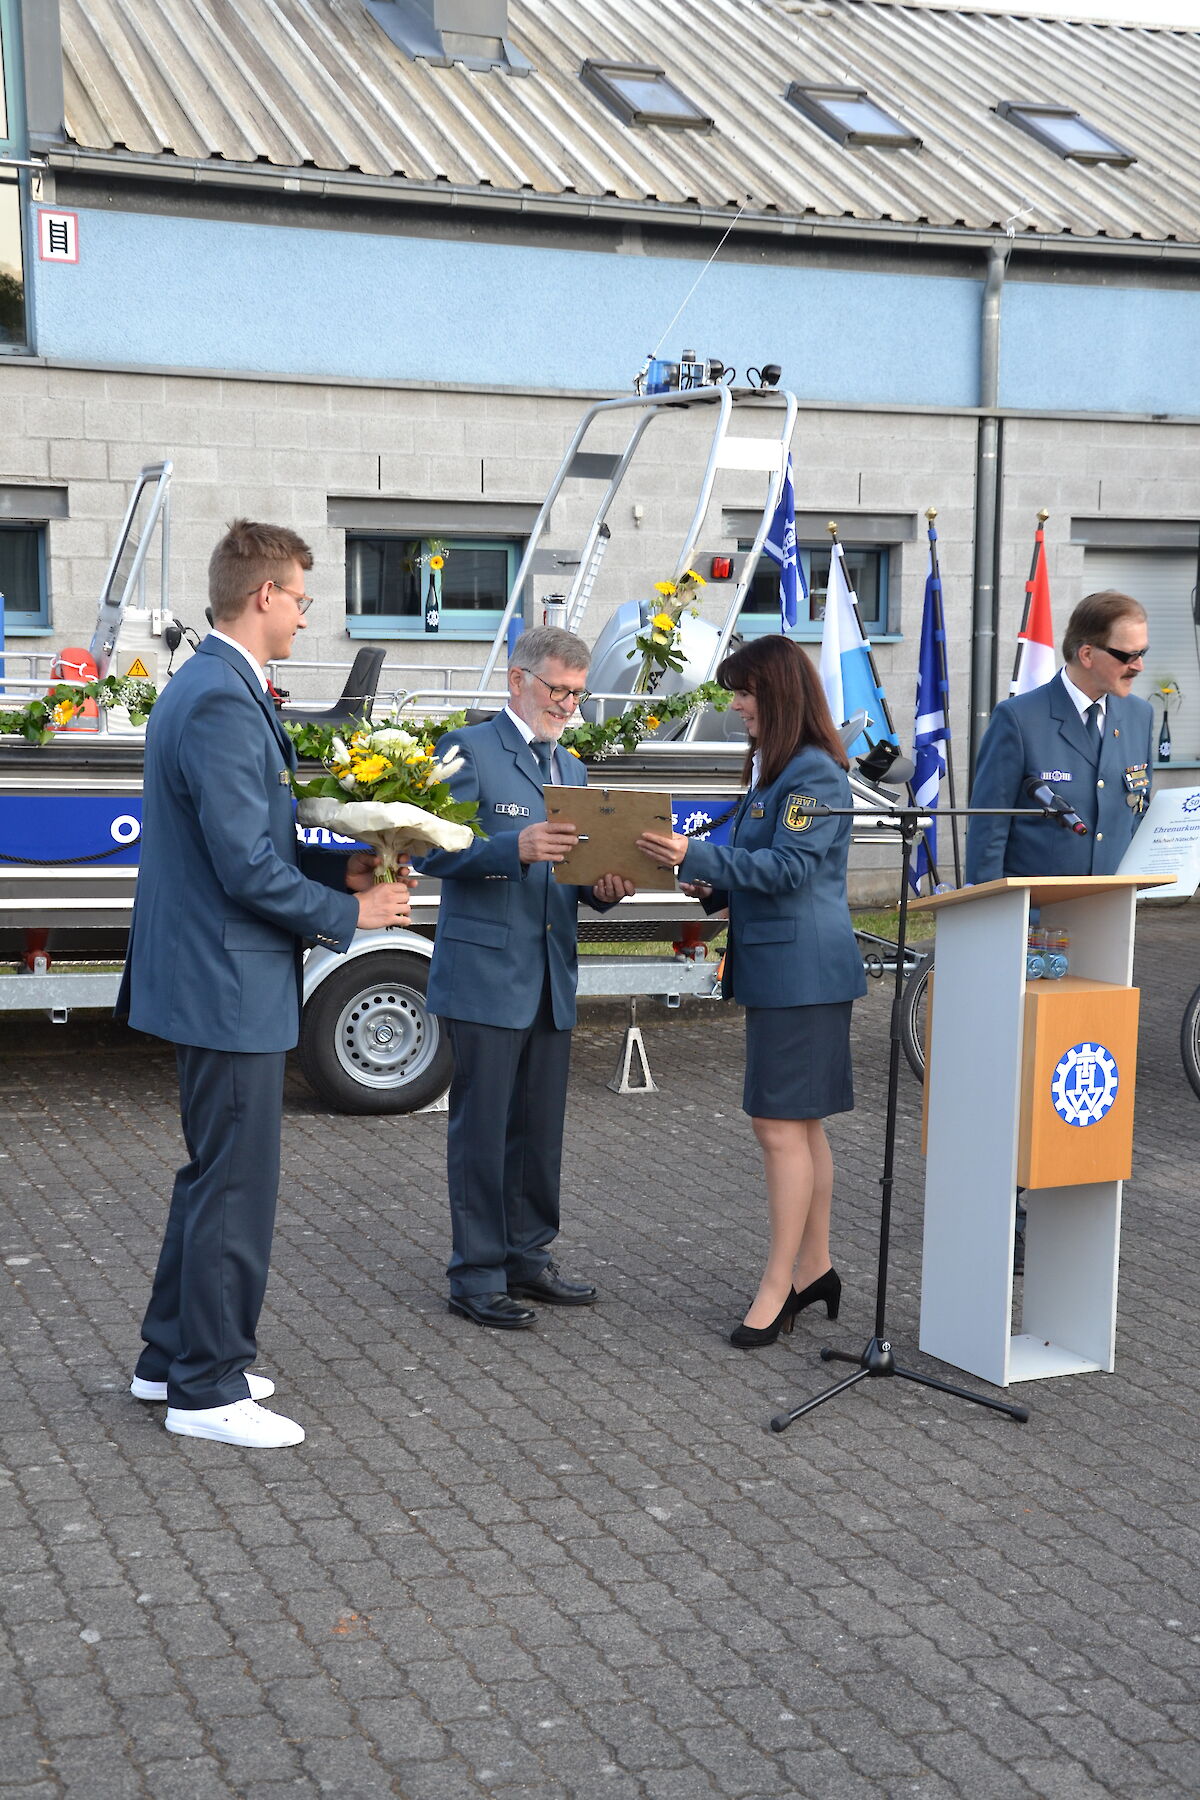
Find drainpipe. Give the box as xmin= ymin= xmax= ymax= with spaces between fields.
xmin=970 ymin=241 xmax=1011 ymax=777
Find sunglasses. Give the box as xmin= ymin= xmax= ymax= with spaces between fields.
xmin=1092 ymin=643 xmax=1148 ymax=666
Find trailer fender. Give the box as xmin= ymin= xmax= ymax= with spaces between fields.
xmin=302 ymin=925 xmax=431 ymax=1004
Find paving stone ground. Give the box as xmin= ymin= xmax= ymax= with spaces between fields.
xmin=1 ymin=903 xmax=1199 ymax=1800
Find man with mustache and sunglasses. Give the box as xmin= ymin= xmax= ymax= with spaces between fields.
xmin=966 ymin=590 xmax=1154 ymax=884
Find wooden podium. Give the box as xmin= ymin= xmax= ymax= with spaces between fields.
xmin=913 ymin=875 xmax=1169 ymax=1388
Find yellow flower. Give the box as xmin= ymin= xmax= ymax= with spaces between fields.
xmin=350 ymin=755 xmax=390 ymax=784
xmin=653 ymin=580 xmax=677 ymax=598
xmin=644 ymin=715 xmax=661 ymax=730
xmin=567 ymin=746 xmax=582 ymax=758
xmin=682 ymin=569 xmax=706 ymax=587
xmin=429 ymin=555 xmax=445 ymax=571
xmin=651 ymin=611 xmax=675 ymax=633
xmin=52 ymin=700 xmax=77 ymax=728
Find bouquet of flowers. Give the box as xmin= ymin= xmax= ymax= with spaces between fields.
xmin=629 ymin=569 xmax=706 ymax=694
xmin=291 ymin=721 xmax=480 ymax=879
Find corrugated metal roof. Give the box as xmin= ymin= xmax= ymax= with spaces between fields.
xmin=56 ymin=0 xmax=1200 ymax=245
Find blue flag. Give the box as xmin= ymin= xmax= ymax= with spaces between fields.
xmin=911 ymin=543 xmax=949 ymax=891
xmin=763 ymin=455 xmax=804 ymax=631
xmin=819 ymin=540 xmax=894 ymax=759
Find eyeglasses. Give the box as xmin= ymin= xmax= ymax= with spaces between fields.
xmin=527 ymin=670 xmax=590 ymax=706
xmin=1092 ymin=642 xmax=1148 ymax=666
xmin=252 ymin=581 xmax=313 ymax=614
xmin=271 ymin=583 xmax=314 ymax=615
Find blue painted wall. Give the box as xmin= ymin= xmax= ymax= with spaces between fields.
xmin=1001 ymin=280 xmax=1200 ymax=415
xmin=33 ymin=206 xmax=1200 ymax=414
xmin=32 ymin=206 xmax=980 ymax=406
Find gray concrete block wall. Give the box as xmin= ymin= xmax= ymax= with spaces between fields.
xmin=4 ymin=365 xmax=1200 ymax=898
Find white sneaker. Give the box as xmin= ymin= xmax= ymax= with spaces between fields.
xmin=131 ymin=1372 xmax=275 ymax=1403
xmin=165 ymin=1398 xmax=304 ymax=1448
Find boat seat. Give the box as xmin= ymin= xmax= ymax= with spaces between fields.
xmin=279 ymin=648 xmax=386 ymax=726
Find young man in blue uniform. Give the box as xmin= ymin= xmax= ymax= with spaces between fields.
xmin=119 ymin=521 xmax=411 ymax=1447
xmin=966 ymin=590 xmax=1154 ymax=884
xmin=417 ymin=627 xmax=632 ymax=1330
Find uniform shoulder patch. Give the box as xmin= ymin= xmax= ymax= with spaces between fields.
xmin=784 ymin=794 xmax=817 ymax=832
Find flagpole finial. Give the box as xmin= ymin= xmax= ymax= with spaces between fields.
xmin=1037 ymin=508 xmax=1049 ymax=524
xmin=826 ymin=520 xmax=839 ymax=540
xmin=925 ymin=507 xmax=938 ymax=522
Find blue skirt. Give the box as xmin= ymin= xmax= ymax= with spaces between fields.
xmin=743 ymin=1002 xmax=855 ymax=1120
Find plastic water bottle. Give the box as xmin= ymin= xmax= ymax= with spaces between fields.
xmin=1045 ymin=929 xmax=1070 ymax=980
xmin=1026 ymin=928 xmax=1047 ymax=980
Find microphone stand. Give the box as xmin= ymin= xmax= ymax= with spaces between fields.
xmin=769 ymin=799 xmax=1072 ymax=1434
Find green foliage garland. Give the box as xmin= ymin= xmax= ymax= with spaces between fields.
xmin=1 ymin=681 xmax=729 ymax=760
xmin=0 ymin=678 xmax=157 ymax=746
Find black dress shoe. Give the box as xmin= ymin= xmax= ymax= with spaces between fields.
xmin=448 ymin=1291 xmax=537 ymax=1329
xmin=507 ymin=1261 xmax=598 ymax=1306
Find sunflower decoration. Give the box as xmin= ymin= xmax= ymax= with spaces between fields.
xmin=420 ymin=540 xmax=449 ymax=632
xmin=629 ymin=569 xmax=706 ymax=694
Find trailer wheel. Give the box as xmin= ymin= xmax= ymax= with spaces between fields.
xmin=298 ymin=951 xmax=451 ymax=1115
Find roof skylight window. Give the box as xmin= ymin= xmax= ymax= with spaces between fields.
xmin=786 ymin=83 xmax=921 ymax=149
xmin=581 ymin=61 xmax=713 ymax=130
xmin=996 ymin=102 xmax=1135 ymax=166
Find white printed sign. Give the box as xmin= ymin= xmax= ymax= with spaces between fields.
xmin=1118 ymin=786 xmax=1200 ymax=900
xmin=37 ymin=210 xmax=79 ymax=263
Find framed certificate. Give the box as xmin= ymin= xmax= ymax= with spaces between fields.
xmin=547 ymin=787 xmax=677 ymax=890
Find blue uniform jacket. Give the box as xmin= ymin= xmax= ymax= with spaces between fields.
xmin=965 ymin=672 xmax=1153 ymax=883
xmin=417 ymin=711 xmax=602 ymax=1031
xmin=117 ymin=636 xmax=358 ymax=1052
xmin=682 ymin=747 xmax=868 ymax=1010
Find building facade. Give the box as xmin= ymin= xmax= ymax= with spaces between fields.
xmin=2 ymin=0 xmax=1199 ymax=800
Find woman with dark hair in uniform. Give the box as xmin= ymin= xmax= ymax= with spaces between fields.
xmin=638 ymin=635 xmax=866 ymax=1347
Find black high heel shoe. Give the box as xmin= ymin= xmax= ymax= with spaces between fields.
xmin=730 ymin=1290 xmax=797 ymax=1349
xmin=791 ymin=1268 xmax=841 ymax=1321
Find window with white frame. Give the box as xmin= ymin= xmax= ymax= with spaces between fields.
xmin=736 ymin=540 xmax=892 ymax=637
xmin=345 ymin=534 xmax=521 ymax=638
xmin=0 ymin=521 xmax=49 ymax=630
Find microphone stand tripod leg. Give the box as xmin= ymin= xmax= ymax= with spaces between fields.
xmin=765 ymin=808 xmax=1033 ymax=1437
xmin=889 ymin=1360 xmax=1030 ymax=1422
xmin=770 ymin=1365 xmax=871 ymax=1432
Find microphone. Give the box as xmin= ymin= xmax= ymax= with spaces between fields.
xmin=1023 ymin=777 xmax=1088 ymax=836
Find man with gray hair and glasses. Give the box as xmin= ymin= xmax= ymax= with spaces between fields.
xmin=417 ymin=627 xmax=633 ymax=1330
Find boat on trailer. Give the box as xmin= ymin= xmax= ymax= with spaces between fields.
xmin=0 ymin=383 xmax=915 ymax=1110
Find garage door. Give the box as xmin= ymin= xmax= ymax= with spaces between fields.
xmin=1083 ymin=549 xmax=1200 ymax=765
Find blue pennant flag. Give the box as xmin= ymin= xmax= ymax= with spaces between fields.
xmin=763 ymin=455 xmax=804 ymax=631
xmin=911 ymin=543 xmax=950 ymax=892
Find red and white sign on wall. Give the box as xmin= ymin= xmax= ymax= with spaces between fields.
xmin=37 ymin=210 xmax=79 ymax=263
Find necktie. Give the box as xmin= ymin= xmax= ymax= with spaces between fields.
xmin=1085 ymin=701 xmax=1102 ymax=749
xmin=532 ymin=740 xmax=554 ymax=784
